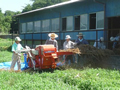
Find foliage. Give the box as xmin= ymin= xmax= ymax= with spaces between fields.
xmin=22 ymin=0 xmax=69 ymax=12
xmin=0 ymin=9 xmax=20 ymax=34
xmin=0 ymin=38 xmax=12 ymax=51
xmin=0 ymin=68 xmax=120 ymax=89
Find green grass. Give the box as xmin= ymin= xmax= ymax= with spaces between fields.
xmin=0 ymin=51 xmax=12 ymax=62
xmin=0 ymin=68 xmax=120 ymax=90
xmin=0 ymin=38 xmax=120 ymax=89
xmin=0 ymin=38 xmax=12 ymax=47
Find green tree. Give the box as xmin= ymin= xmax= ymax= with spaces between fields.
xmin=4 ymin=10 xmax=15 ymax=16
xmin=22 ymin=4 xmax=32 ymax=13
xmin=0 ymin=9 xmax=20 ymax=34
xmin=22 ymin=0 xmax=69 ymax=12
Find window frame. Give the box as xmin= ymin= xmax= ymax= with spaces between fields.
xmin=51 ymin=18 xmax=60 ymax=32
xmin=27 ymin=22 xmax=33 ymax=33
xmin=74 ymin=15 xmax=80 ymax=30
xmin=80 ymin=14 xmax=88 ymax=30
xmin=34 ymin=20 xmax=41 ymax=33
xmin=89 ymin=11 xmax=104 ymax=30
xmin=62 ymin=16 xmax=73 ymax=31
xmin=21 ymin=23 xmax=26 ymax=33
xmin=42 ymin=19 xmax=50 ymax=32
xmin=96 ymin=11 xmax=104 ymax=29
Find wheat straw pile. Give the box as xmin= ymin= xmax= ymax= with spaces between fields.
xmin=59 ymin=48 xmax=81 ymax=54
xmin=59 ymin=45 xmax=114 ymax=59
xmin=113 ymin=48 xmax=120 ymax=55
xmin=76 ymin=45 xmax=114 ymax=58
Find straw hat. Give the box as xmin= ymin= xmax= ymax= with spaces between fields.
xmin=110 ymin=37 xmax=115 ymax=41
xmin=77 ymin=33 xmax=84 ymax=36
xmin=100 ymin=37 xmax=104 ymax=42
xmin=65 ymin=35 xmax=71 ymax=39
xmin=15 ymin=37 xmax=21 ymax=41
xmin=48 ymin=33 xmax=58 ymax=38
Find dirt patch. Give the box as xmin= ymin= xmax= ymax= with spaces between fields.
xmin=0 ymin=69 xmax=22 ymax=73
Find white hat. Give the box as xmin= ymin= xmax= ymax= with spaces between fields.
xmin=77 ymin=33 xmax=84 ymax=36
xmin=110 ymin=37 xmax=115 ymax=41
xmin=48 ymin=33 xmax=58 ymax=38
xmin=15 ymin=37 xmax=21 ymax=41
xmin=100 ymin=37 xmax=104 ymax=42
xmin=65 ymin=35 xmax=71 ymax=39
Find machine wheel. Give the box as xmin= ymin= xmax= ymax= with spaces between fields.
xmin=50 ymin=69 xmax=54 ymax=73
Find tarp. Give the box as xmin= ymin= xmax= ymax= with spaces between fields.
xmin=0 ymin=62 xmax=28 ymax=70
xmin=0 ymin=54 xmax=28 ymax=71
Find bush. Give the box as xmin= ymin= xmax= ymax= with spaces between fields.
xmin=0 ymin=38 xmax=12 ymax=51
xmin=0 ymin=46 xmax=12 ymax=51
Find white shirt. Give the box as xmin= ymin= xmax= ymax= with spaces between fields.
xmin=63 ymin=40 xmax=76 ymax=50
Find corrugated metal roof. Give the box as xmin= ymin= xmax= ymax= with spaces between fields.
xmin=15 ymin=0 xmax=84 ymax=17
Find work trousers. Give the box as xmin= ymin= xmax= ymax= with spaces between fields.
xmin=10 ymin=53 xmax=21 ymax=70
xmin=65 ymin=55 xmax=73 ymax=64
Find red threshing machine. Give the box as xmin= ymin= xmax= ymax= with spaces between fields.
xmin=26 ymin=45 xmax=73 ymax=70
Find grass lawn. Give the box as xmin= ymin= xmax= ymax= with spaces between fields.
xmin=0 ymin=68 xmax=120 ymax=90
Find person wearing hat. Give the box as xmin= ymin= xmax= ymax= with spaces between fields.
xmin=63 ymin=35 xmax=76 ymax=64
xmin=10 ymin=37 xmax=24 ymax=71
xmin=45 ymin=33 xmax=58 ymax=51
xmin=75 ymin=33 xmax=89 ymax=45
xmin=63 ymin=35 xmax=76 ymax=50
xmin=93 ymin=37 xmax=106 ymax=49
xmin=110 ymin=36 xmax=120 ymax=49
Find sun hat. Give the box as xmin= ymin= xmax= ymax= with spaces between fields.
xmin=77 ymin=33 xmax=84 ymax=36
xmin=65 ymin=35 xmax=71 ymax=39
xmin=110 ymin=37 xmax=115 ymax=41
xmin=100 ymin=37 xmax=104 ymax=42
xmin=15 ymin=37 xmax=21 ymax=41
xmin=48 ymin=33 xmax=58 ymax=38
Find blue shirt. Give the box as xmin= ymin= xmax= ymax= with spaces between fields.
xmin=75 ymin=38 xmax=89 ymax=45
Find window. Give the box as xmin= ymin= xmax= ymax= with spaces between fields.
xmin=74 ymin=16 xmax=80 ymax=30
xmin=62 ymin=16 xmax=73 ymax=31
xmin=42 ymin=20 xmax=50 ymax=32
xmin=27 ymin=22 xmax=33 ymax=33
xmin=96 ymin=11 xmax=104 ymax=29
xmin=80 ymin=14 xmax=87 ymax=30
xmin=51 ymin=18 xmax=59 ymax=32
xmin=62 ymin=18 xmax=66 ymax=31
xmin=34 ymin=21 xmax=41 ymax=32
xmin=90 ymin=11 xmax=104 ymax=29
xmin=67 ymin=16 xmax=73 ymax=31
xmin=21 ymin=23 xmax=26 ymax=33
xmin=90 ymin=13 xmax=96 ymax=29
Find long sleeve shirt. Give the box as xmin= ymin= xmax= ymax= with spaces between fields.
xmin=93 ymin=39 xmax=106 ymax=49
xmin=63 ymin=40 xmax=76 ymax=50
xmin=75 ymin=38 xmax=89 ymax=45
xmin=45 ymin=38 xmax=58 ymax=51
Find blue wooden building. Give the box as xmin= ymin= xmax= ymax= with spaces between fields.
xmin=15 ymin=0 xmax=120 ymax=49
